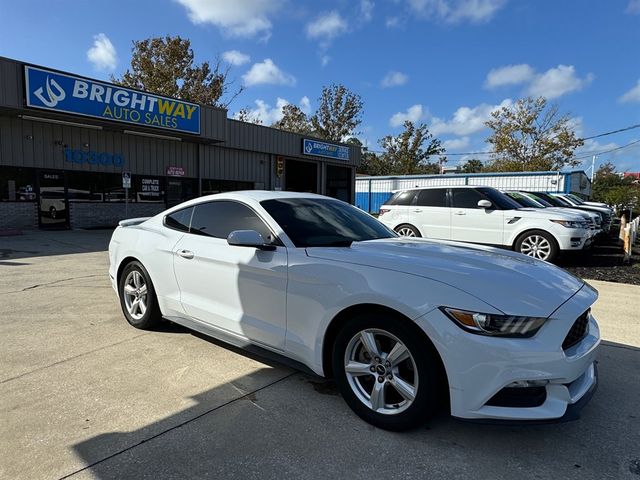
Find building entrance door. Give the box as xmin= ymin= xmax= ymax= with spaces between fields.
xmin=326 ymin=165 xmax=352 ymax=202
xmin=284 ymin=159 xmax=318 ymax=193
xmin=38 ymin=171 xmax=69 ymax=229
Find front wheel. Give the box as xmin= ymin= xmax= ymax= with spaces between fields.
xmin=394 ymin=224 xmax=421 ymax=237
xmin=332 ymin=313 xmax=441 ymax=431
xmin=515 ymin=230 xmax=558 ymax=262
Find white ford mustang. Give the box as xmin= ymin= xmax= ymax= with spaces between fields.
xmin=108 ymin=191 xmax=600 ymax=430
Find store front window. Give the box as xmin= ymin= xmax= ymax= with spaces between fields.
xmin=0 ymin=167 xmax=36 ymax=202
xmin=202 ymin=179 xmax=254 ymax=195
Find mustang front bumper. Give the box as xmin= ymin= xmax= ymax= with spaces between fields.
xmin=415 ymin=285 xmax=600 ymax=422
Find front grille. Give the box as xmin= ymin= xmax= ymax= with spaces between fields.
xmin=486 ymin=386 xmax=547 ymax=408
xmin=562 ymin=309 xmax=590 ymax=350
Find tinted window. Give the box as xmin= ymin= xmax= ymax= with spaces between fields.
xmin=505 ymin=192 xmax=542 ymax=208
xmin=261 ymin=198 xmax=395 ymax=247
xmin=525 ymin=192 xmax=558 ymax=207
xmin=165 ymin=207 xmax=193 ymax=232
xmin=386 ymin=190 xmax=417 ymax=206
xmin=417 ymin=189 xmax=447 ymax=207
xmin=476 ymin=188 xmax=523 ymax=210
xmin=451 ymin=189 xmax=485 ymax=209
xmin=190 ymin=201 xmax=275 ymax=242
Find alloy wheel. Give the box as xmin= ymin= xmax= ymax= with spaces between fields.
xmin=123 ymin=270 xmax=148 ymax=320
xmin=344 ymin=328 xmax=418 ymax=415
xmin=396 ymin=227 xmax=416 ymax=237
xmin=520 ymin=235 xmax=551 ymax=260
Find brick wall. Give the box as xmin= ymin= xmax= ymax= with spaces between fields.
xmin=69 ymin=203 xmax=165 ymax=229
xmin=0 ymin=202 xmax=38 ymax=229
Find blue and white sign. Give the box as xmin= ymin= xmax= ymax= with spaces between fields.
xmin=25 ymin=66 xmax=200 ymax=134
xmin=303 ymin=139 xmax=350 ymax=161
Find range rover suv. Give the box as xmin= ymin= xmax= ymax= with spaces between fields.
xmin=378 ymin=186 xmax=591 ymax=262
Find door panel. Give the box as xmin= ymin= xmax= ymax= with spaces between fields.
xmin=450 ymin=189 xmax=504 ymax=245
xmin=173 ymin=235 xmax=288 ymax=349
xmin=414 ymin=189 xmax=450 ymax=239
xmin=171 ymin=200 xmax=287 ymax=349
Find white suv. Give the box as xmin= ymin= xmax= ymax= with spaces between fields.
xmin=378 ymin=186 xmax=591 ymax=262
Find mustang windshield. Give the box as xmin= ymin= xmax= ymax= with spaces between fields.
xmin=261 ymin=198 xmax=396 ymax=247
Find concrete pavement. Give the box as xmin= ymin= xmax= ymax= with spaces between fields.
xmin=0 ymin=230 xmax=638 ymax=480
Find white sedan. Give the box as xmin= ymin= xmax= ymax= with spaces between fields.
xmin=108 ymin=191 xmax=600 ymax=431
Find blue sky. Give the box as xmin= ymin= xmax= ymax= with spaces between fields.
xmin=1 ymin=0 xmax=640 ymax=172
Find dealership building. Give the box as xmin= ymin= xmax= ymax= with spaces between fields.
xmin=0 ymin=56 xmax=360 ymax=230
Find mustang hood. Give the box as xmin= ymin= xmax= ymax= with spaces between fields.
xmin=305 ymin=238 xmax=586 ymax=318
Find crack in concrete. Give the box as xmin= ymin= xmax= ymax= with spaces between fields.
xmin=0 ymin=274 xmax=106 ymax=295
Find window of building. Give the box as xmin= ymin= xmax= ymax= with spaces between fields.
xmin=417 ymin=189 xmax=447 ymax=207
xmin=201 ymin=179 xmax=254 ymax=195
xmin=0 ymin=167 xmax=36 ymax=202
xmin=190 ymin=201 xmax=274 ymax=242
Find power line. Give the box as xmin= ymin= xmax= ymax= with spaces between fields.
xmin=361 ymin=122 xmax=640 ymax=158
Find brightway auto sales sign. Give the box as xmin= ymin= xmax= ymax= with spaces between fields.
xmin=24 ymin=66 xmax=200 ymax=134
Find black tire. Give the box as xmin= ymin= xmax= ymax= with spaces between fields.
xmin=118 ymin=261 xmax=162 ymax=330
xmin=394 ymin=224 xmax=421 ymax=237
xmin=332 ymin=312 xmax=442 ymax=431
xmin=514 ymin=229 xmax=559 ymax=263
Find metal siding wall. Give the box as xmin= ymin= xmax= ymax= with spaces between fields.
xmin=224 ymin=119 xmax=361 ymax=167
xmin=0 ymin=115 xmax=197 ymax=176
xmin=201 ymin=146 xmax=269 ymax=183
xmin=0 ymin=57 xmax=22 ymax=108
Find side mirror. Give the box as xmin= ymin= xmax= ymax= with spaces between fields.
xmin=227 ymin=230 xmax=276 ymax=251
xmin=478 ymin=199 xmax=493 ymax=209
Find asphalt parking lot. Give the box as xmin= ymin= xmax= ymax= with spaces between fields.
xmin=1 ymin=230 xmax=639 ymax=480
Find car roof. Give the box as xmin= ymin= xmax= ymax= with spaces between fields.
xmin=394 ymin=185 xmax=491 ymax=192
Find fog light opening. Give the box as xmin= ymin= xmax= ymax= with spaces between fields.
xmin=506 ymin=379 xmax=550 ymax=388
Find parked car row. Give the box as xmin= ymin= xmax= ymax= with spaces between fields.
xmin=378 ymin=186 xmax=614 ymax=263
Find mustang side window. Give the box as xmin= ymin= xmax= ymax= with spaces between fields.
xmin=189 ymin=201 xmax=276 ymax=243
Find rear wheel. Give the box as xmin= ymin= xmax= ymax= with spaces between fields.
xmin=332 ymin=313 xmax=441 ymax=431
xmin=394 ymin=224 xmax=421 ymax=237
xmin=118 ymin=261 xmax=162 ymax=329
xmin=515 ymin=230 xmax=558 ymax=262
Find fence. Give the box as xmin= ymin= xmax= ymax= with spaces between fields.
xmin=620 ymin=215 xmax=639 ymax=262
xmin=355 ymin=171 xmax=581 ymax=213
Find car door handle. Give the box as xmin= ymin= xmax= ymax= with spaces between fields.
xmin=454 ymin=211 xmax=466 ymax=216
xmin=413 ymin=209 xmax=423 ymax=213
xmin=176 ymin=249 xmax=194 ymax=259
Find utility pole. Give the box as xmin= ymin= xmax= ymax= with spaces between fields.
xmin=591 ymin=155 xmax=597 ymax=183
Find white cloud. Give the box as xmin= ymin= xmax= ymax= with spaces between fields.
xmin=321 ymin=55 xmax=331 ymax=67
xmin=234 ymin=96 xmax=310 ymax=124
xmin=408 ymin=0 xmax=507 ymax=23
xmin=306 ymin=11 xmax=348 ymax=43
xmin=527 ymin=65 xmax=593 ymax=99
xmin=389 ymin=104 xmax=424 ymax=127
xmin=430 ymin=99 xmax=512 ymax=136
xmin=299 ymin=96 xmax=311 ymax=114
xmin=619 ymin=79 xmax=640 ymax=103
xmin=222 ymin=50 xmax=251 ymax=66
xmin=385 ymin=16 xmax=402 ymax=28
xmin=360 ymin=0 xmax=375 ymax=21
xmin=626 ymin=0 xmax=640 ymax=14
xmin=381 ymin=71 xmax=409 ymax=88
xmin=443 ymin=136 xmax=471 ymax=151
xmin=175 ymin=0 xmax=281 ymax=38
xmin=242 ymin=59 xmax=296 ymax=87
xmin=485 ymin=64 xmax=535 ymax=88
xmin=87 ymin=33 xmax=117 ymax=71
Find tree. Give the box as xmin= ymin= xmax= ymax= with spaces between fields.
xmin=112 ymin=35 xmax=242 ymax=108
xmin=310 ymin=84 xmax=364 ymax=141
xmin=592 ymin=162 xmax=640 ymax=214
xmin=378 ymin=121 xmax=444 ymax=175
xmin=234 ymin=107 xmax=262 ymax=125
xmin=272 ymin=104 xmax=313 ymax=134
xmin=484 ymin=97 xmax=583 ymax=172
xmin=461 ymin=159 xmax=484 ymax=173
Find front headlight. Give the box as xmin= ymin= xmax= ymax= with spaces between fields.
xmin=551 ymin=219 xmax=586 ymax=228
xmin=440 ymin=307 xmax=547 ymax=337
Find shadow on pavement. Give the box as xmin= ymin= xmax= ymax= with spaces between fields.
xmin=63 ymin=340 xmax=640 ymax=480
xmin=0 ymin=230 xmax=113 ymax=261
